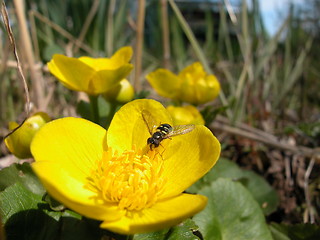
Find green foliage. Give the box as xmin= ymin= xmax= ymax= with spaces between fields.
xmin=193 ymin=178 xmax=273 ymax=240
xmin=189 ymin=158 xmax=279 ymax=215
xmin=134 ymin=219 xmax=201 ymax=240
xmin=0 ymin=163 xmax=45 ymax=195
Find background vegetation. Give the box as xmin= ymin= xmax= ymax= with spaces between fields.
xmin=0 ymin=0 xmax=320 ymax=239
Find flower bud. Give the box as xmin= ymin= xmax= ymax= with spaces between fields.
xmin=4 ymin=112 xmax=51 ymax=159
xmin=103 ymin=79 xmax=134 ymax=103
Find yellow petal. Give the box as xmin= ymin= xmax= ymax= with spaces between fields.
xmin=146 ymin=69 xmax=181 ymax=99
xmin=160 ymin=125 xmax=220 ymax=198
xmin=32 ymin=161 xmax=123 ymax=222
xmin=107 ymin=99 xmax=172 ymax=153
xmin=100 ymin=193 xmax=207 ymax=235
xmin=203 ymin=74 xmax=220 ymax=102
xmin=166 ymin=105 xmax=205 ymax=125
xmin=110 ymin=46 xmax=133 ymax=65
xmin=90 ymin=64 xmax=133 ymax=94
xmin=48 ymin=54 xmax=94 ymax=92
xmin=79 ymin=46 xmax=133 ymax=70
xmin=30 ymin=117 xmax=107 ymax=182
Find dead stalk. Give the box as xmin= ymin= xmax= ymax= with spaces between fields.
xmin=210 ymin=120 xmax=320 ymax=158
xmin=304 ymin=157 xmax=316 ymax=223
xmin=106 ymin=0 xmax=116 ymax=56
xmin=29 ymin=10 xmax=95 ymax=55
xmin=13 ymin=0 xmax=45 ymax=110
xmin=134 ymin=0 xmax=146 ymax=92
xmin=160 ymin=0 xmax=171 ymax=69
xmin=1 ymin=1 xmax=30 ymax=139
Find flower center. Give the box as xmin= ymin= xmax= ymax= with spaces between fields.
xmin=87 ymin=148 xmax=166 ymax=211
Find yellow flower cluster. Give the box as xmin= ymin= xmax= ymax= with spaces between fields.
xmin=31 ymin=99 xmax=221 ymax=234
xmin=4 ymin=46 xmax=222 ymax=235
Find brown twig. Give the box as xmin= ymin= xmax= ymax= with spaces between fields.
xmin=1 ymin=1 xmax=30 ymax=114
xmin=1 ymin=1 xmax=30 ymax=139
xmin=134 ymin=0 xmax=146 ymax=92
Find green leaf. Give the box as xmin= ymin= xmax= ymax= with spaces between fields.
xmin=167 ymin=219 xmax=202 ymax=240
xmin=0 ymin=183 xmax=105 ymax=240
xmin=0 ymin=163 xmax=45 ymax=195
xmin=134 ymin=219 xmax=202 ymax=240
xmin=0 ymin=183 xmax=43 ymax=223
xmin=189 ymin=158 xmax=278 ymax=215
xmin=134 ymin=229 xmax=169 ymax=240
xmin=193 ymin=178 xmax=273 ymax=240
xmin=269 ymin=223 xmax=320 ymax=240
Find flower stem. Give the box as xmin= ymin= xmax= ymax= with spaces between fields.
xmin=105 ymin=101 xmax=118 ymax=129
xmin=126 ymin=235 xmax=134 ymax=240
xmin=89 ymin=95 xmax=100 ymax=124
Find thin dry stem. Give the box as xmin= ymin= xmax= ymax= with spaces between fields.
xmin=1 ymin=1 xmax=30 ymax=139
xmin=304 ymin=157 xmax=316 ymax=223
xmin=14 ymin=0 xmax=45 ymax=110
xmin=211 ymin=120 xmax=320 ymax=158
xmin=0 ymin=39 xmax=11 ymax=121
xmin=28 ymin=9 xmax=40 ymax=61
xmin=224 ymin=0 xmax=237 ymax=24
xmin=134 ymin=0 xmax=146 ymax=92
xmin=73 ymin=0 xmax=100 ymax=54
xmin=29 ymin=10 xmax=95 ymax=55
xmin=160 ymin=0 xmax=171 ymax=69
xmin=106 ymin=0 xmax=116 ymax=56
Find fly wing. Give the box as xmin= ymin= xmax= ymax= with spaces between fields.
xmin=141 ymin=109 xmax=158 ymax=135
xmin=165 ymin=124 xmax=195 ymax=138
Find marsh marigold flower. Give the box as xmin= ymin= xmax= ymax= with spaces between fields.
xmin=31 ymin=99 xmax=220 ymax=234
xmin=5 ymin=112 xmax=50 ymax=159
xmin=147 ymin=62 xmax=220 ymax=105
xmin=167 ymin=105 xmax=205 ymax=125
xmin=48 ymin=46 xmax=133 ymax=95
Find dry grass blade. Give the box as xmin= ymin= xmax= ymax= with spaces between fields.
xmin=1 ymin=1 xmax=30 ymax=140
xmin=211 ymin=120 xmax=320 ymax=158
xmin=74 ymin=0 xmax=100 ymax=54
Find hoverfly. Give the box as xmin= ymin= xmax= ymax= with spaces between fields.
xmin=141 ymin=110 xmax=195 ymax=150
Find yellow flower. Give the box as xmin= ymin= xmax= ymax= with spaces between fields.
xmin=5 ymin=112 xmax=51 ymax=159
xmin=146 ymin=62 xmax=220 ymax=105
xmin=166 ymin=105 xmax=205 ymax=125
xmin=48 ymin=46 xmax=133 ymax=95
xmin=31 ymin=99 xmax=220 ymax=234
xmin=103 ymin=79 xmax=135 ymax=103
